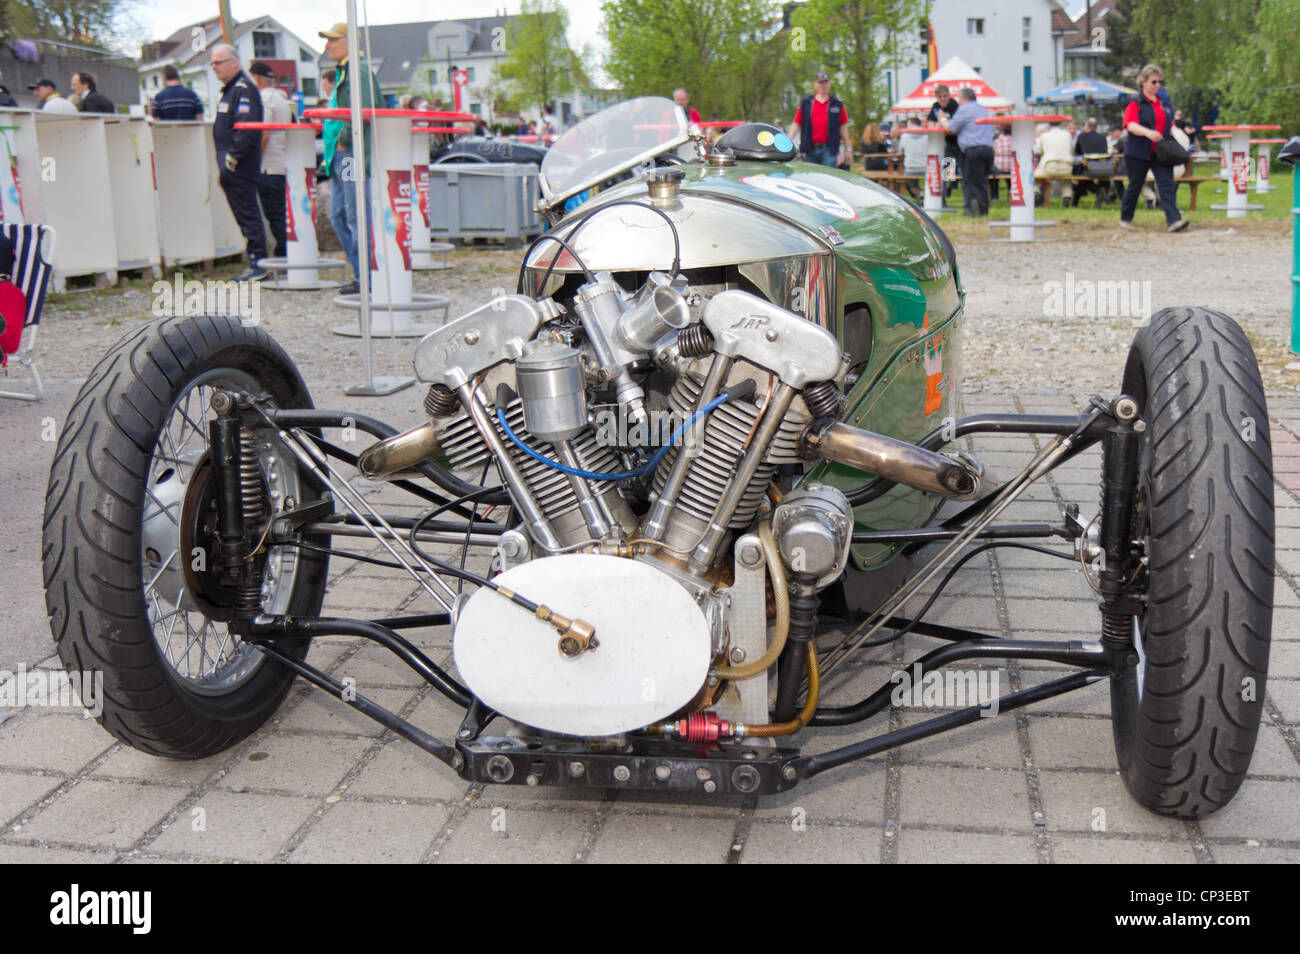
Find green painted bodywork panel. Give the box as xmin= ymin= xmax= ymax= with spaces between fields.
xmin=676 ymin=160 xmax=965 ymax=570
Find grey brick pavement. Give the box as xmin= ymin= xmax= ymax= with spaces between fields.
xmin=1 ymin=382 xmax=1297 ymax=863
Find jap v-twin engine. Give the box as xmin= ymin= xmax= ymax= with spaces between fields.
xmin=355 ymin=274 xmax=980 ymax=739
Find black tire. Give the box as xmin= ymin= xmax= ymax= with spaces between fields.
xmin=42 ymin=315 xmax=329 ymax=759
xmin=1110 ymin=306 xmax=1274 ymax=817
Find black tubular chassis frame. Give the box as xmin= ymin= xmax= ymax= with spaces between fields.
xmin=202 ymin=390 xmax=1145 ymax=798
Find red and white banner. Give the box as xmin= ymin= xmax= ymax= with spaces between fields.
xmin=1258 ymin=155 xmax=1269 ymax=181
xmin=387 ymin=169 xmax=413 ymax=271
xmin=1009 ymin=154 xmax=1025 ymax=207
xmin=415 ymin=164 xmax=430 ymax=228
xmin=305 ymin=167 xmax=317 ymax=225
xmin=285 ymin=178 xmax=297 ymax=242
xmin=926 ymin=154 xmax=941 ymax=196
xmin=1232 ymin=151 xmax=1248 ymax=193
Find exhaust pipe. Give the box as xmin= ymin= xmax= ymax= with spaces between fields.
xmin=802 ymin=421 xmax=981 ymax=499
xmin=356 ymin=423 xmax=442 ymax=481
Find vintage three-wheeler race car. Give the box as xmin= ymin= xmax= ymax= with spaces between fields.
xmin=42 ymin=98 xmax=1274 ymax=818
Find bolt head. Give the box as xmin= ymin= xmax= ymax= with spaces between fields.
xmin=703 ymin=780 xmax=717 ymax=793
xmin=653 ymin=764 xmax=672 ymax=781
xmin=464 ymin=330 xmax=480 ymax=346
xmin=568 ymin=761 xmax=585 ymax=778
xmin=764 ymin=329 xmax=779 ymax=342
xmin=781 ymin=763 xmax=798 ymax=781
xmin=729 ymin=647 xmax=746 ymax=663
xmin=613 ymin=765 xmax=631 ymax=782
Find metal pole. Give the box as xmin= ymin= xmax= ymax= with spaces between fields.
xmin=1292 ymin=162 xmax=1299 ymax=354
xmin=345 ymin=3 xmax=373 ymax=391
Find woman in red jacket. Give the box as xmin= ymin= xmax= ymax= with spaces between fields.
xmin=1120 ymin=64 xmax=1188 ymax=231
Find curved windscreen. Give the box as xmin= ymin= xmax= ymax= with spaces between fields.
xmin=539 ymin=96 xmax=690 ymax=212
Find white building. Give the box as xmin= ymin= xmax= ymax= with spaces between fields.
xmin=138 ymin=16 xmax=323 ymax=114
xmin=320 ymin=15 xmax=587 ymax=129
xmin=880 ymin=0 xmax=1075 ymax=113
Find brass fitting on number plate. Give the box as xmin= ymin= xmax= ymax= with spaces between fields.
xmin=535 ymin=606 xmax=599 ymax=658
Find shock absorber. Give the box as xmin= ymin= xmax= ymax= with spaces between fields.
xmin=238 ymin=421 xmax=265 ymax=613
xmin=1098 ymin=396 xmax=1141 ymax=654
xmin=209 ymin=390 xmax=258 ymax=620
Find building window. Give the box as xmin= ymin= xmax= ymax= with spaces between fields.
xmin=252 ymin=31 xmax=276 ymax=59
xmin=1023 ymin=17 xmax=1031 ymax=52
xmin=966 ymin=18 xmax=984 ymax=36
xmin=302 ymin=77 xmax=317 ymax=97
xmin=1024 ymin=66 xmax=1032 ymax=101
xmin=466 ymin=67 xmax=476 ymax=82
xmin=300 ymin=47 xmax=313 ymax=62
xmin=152 ymin=75 xmax=160 ymax=87
xmin=469 ymin=102 xmax=481 ymax=116
xmin=428 ymin=69 xmax=437 ymax=86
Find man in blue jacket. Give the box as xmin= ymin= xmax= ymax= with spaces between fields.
xmin=944 ymin=87 xmax=995 ymax=216
xmin=211 ymin=44 xmax=267 ymax=281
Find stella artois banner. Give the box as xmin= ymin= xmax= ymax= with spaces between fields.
xmin=387 ymin=169 xmax=413 ymax=271
xmin=1232 ymin=151 xmax=1249 ymax=194
xmin=927 ymin=154 xmax=941 ymax=196
xmin=416 ymin=165 xmax=430 ymax=228
xmin=1009 ymin=154 xmax=1025 ymax=207
xmin=305 ymin=167 xmax=317 ymax=226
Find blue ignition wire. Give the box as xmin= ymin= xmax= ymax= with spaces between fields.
xmin=496 ymin=393 xmax=732 ymax=481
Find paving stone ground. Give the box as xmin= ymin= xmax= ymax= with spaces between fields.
xmin=1 ymin=380 xmax=1296 ymax=864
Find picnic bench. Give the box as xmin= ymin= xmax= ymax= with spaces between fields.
xmin=1035 ymin=169 xmax=1219 ymax=211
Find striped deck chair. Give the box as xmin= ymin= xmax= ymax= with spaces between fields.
xmin=0 ymin=223 xmax=55 ymax=402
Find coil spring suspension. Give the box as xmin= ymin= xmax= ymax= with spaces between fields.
xmin=424 ymin=383 xmax=459 ymax=419
xmin=802 ymin=380 xmax=844 ymax=421
xmin=237 ymin=424 xmax=265 ymax=612
xmin=677 ymin=324 xmax=714 ymax=357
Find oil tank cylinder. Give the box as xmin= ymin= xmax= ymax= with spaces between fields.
xmin=516 ymin=338 xmax=588 ymax=442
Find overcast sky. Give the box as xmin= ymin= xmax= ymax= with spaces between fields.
xmin=137 ymin=0 xmax=611 ymax=73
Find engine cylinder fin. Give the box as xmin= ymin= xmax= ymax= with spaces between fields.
xmin=654 ymin=376 xmax=806 ymax=530
xmin=432 ymin=398 xmax=628 ymax=532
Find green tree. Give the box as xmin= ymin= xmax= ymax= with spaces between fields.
xmin=1098 ymin=0 xmax=1148 ymax=84
xmin=601 ymin=0 xmax=789 ymax=121
xmin=7 ymin=0 xmax=137 ymax=45
xmin=494 ymin=0 xmax=588 ymax=114
xmin=788 ymin=0 xmax=928 ymax=126
xmin=1218 ymin=0 xmax=1300 ymax=129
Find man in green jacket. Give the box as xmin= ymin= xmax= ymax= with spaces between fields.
xmin=320 ymin=22 xmax=385 ymax=293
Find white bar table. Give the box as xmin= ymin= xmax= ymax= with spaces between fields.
xmin=898 ymin=124 xmax=949 ymax=218
xmin=1204 ymin=124 xmax=1280 ymax=218
xmin=236 ymin=121 xmax=345 ymax=290
xmin=979 ymin=114 xmax=1068 ymax=242
xmin=305 ymin=107 xmax=448 ymax=337
xmin=1252 ymin=137 xmax=1286 ymax=194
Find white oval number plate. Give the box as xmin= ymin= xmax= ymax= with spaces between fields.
xmin=454 ymin=555 xmax=712 ymax=736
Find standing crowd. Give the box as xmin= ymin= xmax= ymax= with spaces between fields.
xmin=786 ymin=64 xmax=1195 ymax=231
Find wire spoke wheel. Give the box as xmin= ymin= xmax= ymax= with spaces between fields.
xmin=43 ymin=316 xmax=330 ymax=759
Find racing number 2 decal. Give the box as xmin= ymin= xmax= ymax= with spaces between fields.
xmin=739 ymin=175 xmax=858 ymax=220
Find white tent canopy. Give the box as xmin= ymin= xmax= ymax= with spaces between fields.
xmin=891 ymin=56 xmax=1014 ymax=114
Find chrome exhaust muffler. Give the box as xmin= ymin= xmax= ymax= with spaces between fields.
xmin=802 ymin=421 xmax=981 ymax=499
xmin=356 ymin=423 xmax=442 ymax=481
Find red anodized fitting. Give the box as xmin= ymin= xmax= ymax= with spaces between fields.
xmin=677 ymin=711 xmax=733 ymax=745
